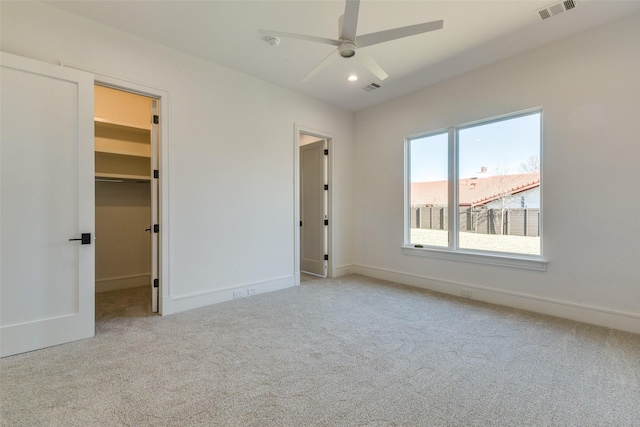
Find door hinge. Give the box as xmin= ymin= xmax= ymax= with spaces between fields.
xmin=324 ymin=219 xmax=329 ymax=226
xmin=324 ymin=254 xmax=329 ymax=261
xmin=153 ymin=224 xmax=159 ymax=233
xmin=153 ymin=170 xmax=159 ymax=179
xmin=300 ymin=221 xmax=303 ymax=227
xmin=153 ymin=278 xmax=159 ymax=288
xmin=324 ymin=149 xmax=328 ymax=155
xmin=324 ymin=184 xmax=329 ymax=190
xmin=153 ymin=115 xmax=159 ymax=124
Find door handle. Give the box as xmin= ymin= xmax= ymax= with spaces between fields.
xmin=69 ymin=233 xmax=91 ymax=245
xmin=145 ymin=227 xmax=151 ymax=232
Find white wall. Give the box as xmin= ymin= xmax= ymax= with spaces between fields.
xmin=0 ymin=1 xmax=355 ymax=313
xmin=353 ymin=13 xmax=640 ymax=333
xmin=95 ymin=182 xmax=151 ymax=292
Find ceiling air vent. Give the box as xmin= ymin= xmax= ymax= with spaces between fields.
xmin=538 ymin=0 xmax=578 ymax=20
xmin=362 ymin=82 xmax=381 ymax=92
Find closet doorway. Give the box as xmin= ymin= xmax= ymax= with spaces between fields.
xmin=94 ymin=84 xmax=160 ymax=315
xmin=299 ymin=131 xmax=329 ymax=278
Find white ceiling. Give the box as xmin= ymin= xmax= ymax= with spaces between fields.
xmin=46 ymin=1 xmax=640 ymax=112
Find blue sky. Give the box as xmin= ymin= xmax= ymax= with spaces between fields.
xmin=410 ymin=112 xmax=541 ymax=182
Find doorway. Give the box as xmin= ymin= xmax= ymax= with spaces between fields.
xmin=94 ymin=84 xmax=159 ymax=316
xmin=298 ymin=130 xmax=330 ymax=280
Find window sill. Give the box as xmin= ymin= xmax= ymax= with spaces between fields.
xmin=402 ymin=245 xmax=547 ymax=271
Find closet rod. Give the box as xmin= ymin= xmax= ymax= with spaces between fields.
xmin=95 ymin=178 xmax=124 ymax=183
xmin=95 ymin=177 xmax=150 ymax=183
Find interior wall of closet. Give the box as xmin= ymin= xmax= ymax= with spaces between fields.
xmin=94 ymin=85 xmax=153 ymax=293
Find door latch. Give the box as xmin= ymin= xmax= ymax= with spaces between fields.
xmin=69 ymin=233 xmax=91 ymax=245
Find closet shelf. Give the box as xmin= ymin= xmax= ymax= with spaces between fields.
xmin=95 ymin=172 xmax=151 ymax=182
xmin=95 ymin=147 xmax=151 ymax=158
xmin=95 ymin=117 xmax=151 ymax=132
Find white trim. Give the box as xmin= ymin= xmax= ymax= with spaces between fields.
xmin=352 ymin=264 xmax=640 ymax=334
xmin=294 ymin=125 xmax=335 ymax=285
xmin=333 ymin=264 xmax=355 ymax=277
xmin=403 ymin=139 xmax=411 ymax=245
xmin=538 ymin=109 xmax=545 ymax=258
xmin=294 ymin=126 xmax=301 ymax=286
xmin=402 ymin=246 xmax=547 ymax=271
xmin=171 ymin=275 xmax=295 ymax=314
xmin=61 ymin=62 xmax=172 ymax=316
xmin=58 ymin=61 xmax=168 ymax=95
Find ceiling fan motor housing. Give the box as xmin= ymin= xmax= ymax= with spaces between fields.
xmin=339 ymin=42 xmax=357 ymax=58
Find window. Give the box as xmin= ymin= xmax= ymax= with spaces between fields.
xmin=405 ymin=110 xmax=543 ymax=268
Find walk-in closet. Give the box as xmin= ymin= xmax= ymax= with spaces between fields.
xmin=94 ymin=85 xmax=158 ymax=316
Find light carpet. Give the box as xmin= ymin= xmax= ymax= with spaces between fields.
xmin=1 ymin=275 xmax=639 ymax=426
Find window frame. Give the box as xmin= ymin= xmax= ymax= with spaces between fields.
xmin=403 ymin=108 xmax=546 ymax=271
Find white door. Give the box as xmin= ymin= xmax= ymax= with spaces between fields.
xmin=0 ymin=52 xmax=95 ymax=357
xmin=300 ymin=140 xmax=327 ymax=276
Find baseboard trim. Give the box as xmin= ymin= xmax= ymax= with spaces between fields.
xmin=95 ymin=274 xmax=150 ymax=293
xmin=352 ymin=264 xmax=640 ymax=334
xmin=333 ymin=264 xmax=354 ymax=277
xmin=171 ymin=275 xmax=295 ymax=314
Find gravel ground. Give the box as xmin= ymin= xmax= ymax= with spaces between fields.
xmin=411 ymin=229 xmax=540 ymax=255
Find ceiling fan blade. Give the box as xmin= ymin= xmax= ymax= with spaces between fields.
xmin=258 ymin=29 xmax=339 ymax=47
xmin=302 ymin=48 xmax=340 ymax=82
xmin=356 ymin=20 xmax=444 ymax=48
xmin=356 ymin=50 xmax=389 ymax=81
xmin=340 ymin=0 xmax=360 ymax=42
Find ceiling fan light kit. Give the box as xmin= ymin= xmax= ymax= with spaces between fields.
xmin=258 ymin=0 xmax=443 ymax=82
xmin=339 ymin=42 xmax=357 ymax=58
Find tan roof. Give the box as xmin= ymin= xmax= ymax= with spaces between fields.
xmin=411 ymin=173 xmax=540 ymax=206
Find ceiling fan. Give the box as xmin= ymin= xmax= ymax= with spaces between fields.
xmin=258 ymin=0 xmax=443 ymax=82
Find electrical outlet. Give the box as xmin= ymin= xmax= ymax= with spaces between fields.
xmin=460 ymin=290 xmax=472 ymax=298
xmin=233 ymin=290 xmax=243 ymax=299
xmin=247 ymin=288 xmax=257 ymax=296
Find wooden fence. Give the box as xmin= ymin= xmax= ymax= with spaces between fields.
xmin=411 ymin=206 xmax=540 ymax=237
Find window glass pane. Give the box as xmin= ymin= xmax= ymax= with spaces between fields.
xmin=409 ymin=132 xmax=449 ymax=247
xmin=458 ymin=113 xmax=541 ymax=255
